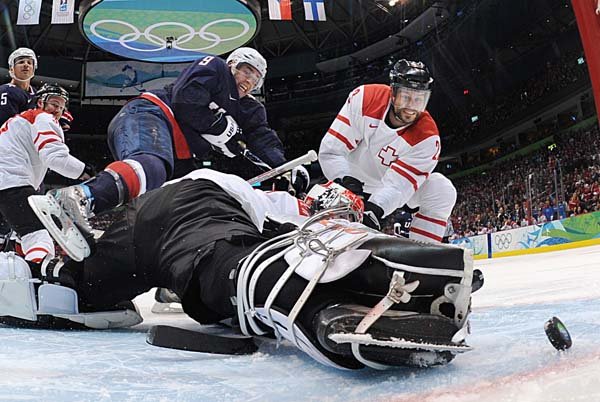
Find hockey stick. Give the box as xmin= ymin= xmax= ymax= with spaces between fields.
xmin=146 ymin=324 xmax=258 ymax=355
xmin=247 ymin=150 xmax=317 ymax=186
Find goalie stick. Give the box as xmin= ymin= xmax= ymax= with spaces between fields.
xmin=146 ymin=324 xmax=258 ymax=355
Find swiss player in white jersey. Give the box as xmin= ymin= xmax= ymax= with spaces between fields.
xmin=0 ymin=84 xmax=90 ymax=265
xmin=319 ymin=59 xmax=456 ymax=243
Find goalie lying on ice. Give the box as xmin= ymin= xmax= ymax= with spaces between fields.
xmin=1 ymin=169 xmax=480 ymax=370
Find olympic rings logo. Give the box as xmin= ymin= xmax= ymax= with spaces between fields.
xmin=21 ymin=0 xmax=36 ymax=20
xmin=494 ymin=233 xmax=512 ymax=250
xmin=89 ymin=19 xmax=250 ymax=52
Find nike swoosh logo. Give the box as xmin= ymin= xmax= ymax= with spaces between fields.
xmin=369 ymin=124 xmax=378 ymax=128
xmin=229 ymin=95 xmax=237 ymax=101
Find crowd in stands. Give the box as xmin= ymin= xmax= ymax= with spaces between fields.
xmin=441 ymin=51 xmax=590 ymax=151
xmin=450 ymin=122 xmax=600 ymax=239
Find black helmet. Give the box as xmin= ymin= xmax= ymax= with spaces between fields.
xmin=36 ymin=83 xmax=69 ymax=105
xmin=389 ymin=59 xmax=433 ymax=91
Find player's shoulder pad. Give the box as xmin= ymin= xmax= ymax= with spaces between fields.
xmin=360 ymin=84 xmax=392 ymax=120
xmin=401 ymin=111 xmax=440 ymax=147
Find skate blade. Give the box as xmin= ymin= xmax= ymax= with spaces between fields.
xmin=28 ymin=195 xmax=90 ymax=262
xmin=151 ymin=302 xmax=184 ymax=314
xmin=329 ymin=332 xmax=473 ymax=353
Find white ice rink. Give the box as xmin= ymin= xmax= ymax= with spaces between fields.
xmin=2 ymin=245 xmax=600 ymax=401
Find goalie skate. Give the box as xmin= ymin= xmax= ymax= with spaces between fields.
xmin=315 ymin=304 xmax=472 ymax=368
xmin=27 ymin=195 xmax=90 ymax=262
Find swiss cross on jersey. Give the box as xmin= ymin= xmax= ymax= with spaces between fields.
xmin=378 ymin=145 xmax=398 ymax=166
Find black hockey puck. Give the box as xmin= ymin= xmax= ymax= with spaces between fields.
xmin=544 ymin=316 xmax=572 ymax=351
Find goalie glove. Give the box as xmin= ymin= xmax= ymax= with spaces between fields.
xmin=202 ymin=113 xmax=243 ymax=158
xmin=363 ymin=201 xmax=384 ymax=231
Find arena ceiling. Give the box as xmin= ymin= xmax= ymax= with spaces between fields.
xmin=0 ymin=0 xmax=442 ymax=63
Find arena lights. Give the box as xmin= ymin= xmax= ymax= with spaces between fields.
xmin=389 ymin=0 xmax=399 ymax=6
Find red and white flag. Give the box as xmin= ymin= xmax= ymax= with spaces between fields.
xmin=51 ymin=0 xmax=75 ymax=24
xmin=17 ymin=0 xmax=43 ymax=25
xmin=268 ymin=0 xmax=292 ymax=21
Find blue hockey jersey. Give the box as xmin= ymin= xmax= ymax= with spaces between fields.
xmin=152 ymin=55 xmax=286 ymax=167
xmin=0 ymin=83 xmax=36 ymax=126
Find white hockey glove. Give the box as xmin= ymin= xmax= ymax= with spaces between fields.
xmin=202 ymin=114 xmax=243 ymax=158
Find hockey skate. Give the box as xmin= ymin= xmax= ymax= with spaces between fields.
xmin=48 ymin=185 xmax=94 ymax=235
xmin=27 ymin=194 xmax=91 ymax=261
xmin=151 ymin=288 xmax=184 ymax=314
xmin=314 ymin=303 xmax=471 ymax=368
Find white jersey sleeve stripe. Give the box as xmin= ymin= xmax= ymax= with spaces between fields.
xmin=336 ymin=114 xmax=351 ymax=126
xmin=390 ymin=164 xmax=418 ymax=191
xmin=34 ymin=130 xmax=62 ymax=144
xmin=326 ymin=128 xmax=355 ymax=151
xmin=392 ymin=159 xmax=430 ymax=179
xmin=37 ymin=138 xmax=60 ymax=152
xmin=410 ymin=227 xmax=444 ymax=243
xmin=415 ymin=212 xmax=447 ymax=227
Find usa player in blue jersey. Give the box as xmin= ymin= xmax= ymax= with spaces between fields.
xmin=0 ymin=48 xmax=38 ymax=126
xmin=48 ymin=47 xmax=308 ymax=234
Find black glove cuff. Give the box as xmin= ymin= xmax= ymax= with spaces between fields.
xmin=341 ymin=176 xmax=364 ymax=196
xmin=364 ymin=201 xmax=384 ymax=220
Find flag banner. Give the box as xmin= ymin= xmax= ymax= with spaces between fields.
xmin=17 ymin=0 xmax=42 ymax=25
xmin=268 ymin=0 xmax=292 ymax=21
xmin=304 ymin=0 xmax=327 ymax=21
xmin=51 ymin=0 xmax=75 ymax=24
xmin=571 ymin=0 xmax=600 ymax=124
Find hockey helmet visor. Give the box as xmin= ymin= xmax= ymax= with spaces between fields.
xmin=392 ymin=87 xmax=431 ymax=113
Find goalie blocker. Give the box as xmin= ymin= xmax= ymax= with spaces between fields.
xmin=17 ymin=170 xmax=477 ymax=369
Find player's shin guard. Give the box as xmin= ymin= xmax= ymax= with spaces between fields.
xmin=234 ymin=211 xmax=475 ymax=369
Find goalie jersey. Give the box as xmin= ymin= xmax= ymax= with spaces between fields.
xmin=319 ymin=84 xmax=441 ymax=216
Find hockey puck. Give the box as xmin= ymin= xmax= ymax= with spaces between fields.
xmin=544 ymin=316 xmax=572 ymax=351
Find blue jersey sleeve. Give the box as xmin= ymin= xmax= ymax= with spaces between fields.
xmin=239 ymin=96 xmax=286 ymax=167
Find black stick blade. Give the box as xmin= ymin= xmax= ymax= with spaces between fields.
xmin=147 ymin=325 xmax=258 ymax=355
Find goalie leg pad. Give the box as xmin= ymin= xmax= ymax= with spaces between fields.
xmin=0 ymin=252 xmax=39 ymax=321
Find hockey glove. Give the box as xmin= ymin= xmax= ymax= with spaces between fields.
xmin=363 ymin=201 xmax=384 ymax=231
xmin=273 ymin=165 xmax=310 ymax=196
xmin=202 ymin=113 xmax=243 ymax=158
xmin=78 ymin=164 xmax=96 ymax=181
xmin=59 ymin=110 xmax=74 ymax=132
xmin=338 ymin=176 xmax=365 ymax=198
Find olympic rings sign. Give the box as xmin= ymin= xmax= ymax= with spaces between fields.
xmin=89 ymin=19 xmax=251 ymax=53
xmin=493 ymin=233 xmax=513 ymax=250
xmin=20 ymin=0 xmax=36 ymax=21
xmin=79 ymin=0 xmax=260 ymax=62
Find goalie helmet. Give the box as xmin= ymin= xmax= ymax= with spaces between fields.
xmin=304 ymin=181 xmax=364 ymax=222
xmin=35 ymin=83 xmax=69 ymax=106
xmin=226 ymin=47 xmax=267 ymax=89
xmin=8 ymin=47 xmax=38 ymax=70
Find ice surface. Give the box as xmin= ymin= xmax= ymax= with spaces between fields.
xmin=1 ymin=245 xmax=600 ymax=401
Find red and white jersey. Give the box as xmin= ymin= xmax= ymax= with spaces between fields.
xmin=0 ymin=109 xmax=85 ymax=190
xmin=319 ymin=84 xmax=441 ymax=216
